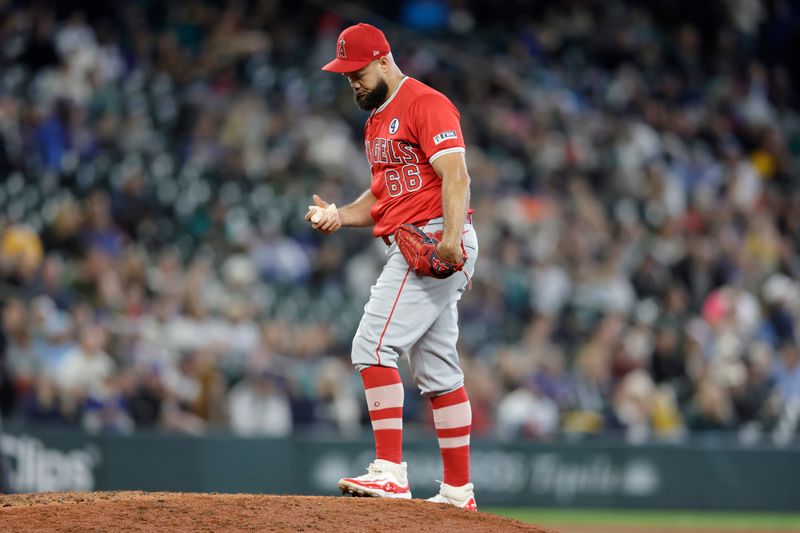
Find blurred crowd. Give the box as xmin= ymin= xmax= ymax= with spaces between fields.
xmin=1 ymin=0 xmax=799 ymax=444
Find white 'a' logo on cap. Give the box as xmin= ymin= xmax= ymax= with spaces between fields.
xmin=337 ymin=38 xmax=346 ymax=59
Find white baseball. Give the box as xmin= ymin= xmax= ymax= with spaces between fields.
xmin=308 ymin=203 xmax=337 ymax=225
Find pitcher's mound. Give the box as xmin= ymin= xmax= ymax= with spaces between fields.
xmin=0 ymin=491 xmax=557 ymax=532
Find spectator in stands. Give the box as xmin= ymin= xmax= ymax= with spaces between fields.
xmin=57 ymin=323 xmax=116 ymax=400
xmin=228 ymin=370 xmax=292 ymax=437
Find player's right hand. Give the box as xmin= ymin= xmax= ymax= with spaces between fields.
xmin=305 ymin=194 xmax=342 ymax=234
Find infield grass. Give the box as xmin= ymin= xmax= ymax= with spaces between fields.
xmin=484 ymin=508 xmax=800 ymax=531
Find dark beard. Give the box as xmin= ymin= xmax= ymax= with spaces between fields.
xmin=354 ymin=78 xmax=389 ymax=111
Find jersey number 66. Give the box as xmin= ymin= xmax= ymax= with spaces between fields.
xmin=384 ymin=164 xmax=422 ymax=197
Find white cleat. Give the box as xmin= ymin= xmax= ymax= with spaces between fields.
xmin=338 ymin=459 xmax=412 ymax=499
xmin=426 ymin=481 xmax=478 ymax=511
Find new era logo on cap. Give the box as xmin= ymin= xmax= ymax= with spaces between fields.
xmin=322 ymin=23 xmax=391 ymax=73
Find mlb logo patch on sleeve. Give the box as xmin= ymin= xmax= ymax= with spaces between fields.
xmin=433 ymin=130 xmax=458 ymax=145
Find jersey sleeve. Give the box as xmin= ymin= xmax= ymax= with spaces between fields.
xmin=410 ymin=93 xmax=466 ymax=164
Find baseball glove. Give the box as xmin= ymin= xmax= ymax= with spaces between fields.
xmin=394 ymin=224 xmax=467 ymax=279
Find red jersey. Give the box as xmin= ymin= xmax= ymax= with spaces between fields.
xmin=364 ymin=77 xmax=466 ymax=237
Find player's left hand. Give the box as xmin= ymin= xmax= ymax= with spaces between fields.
xmin=435 ymin=242 xmax=463 ymax=265
xmin=394 ymin=224 xmax=467 ymax=279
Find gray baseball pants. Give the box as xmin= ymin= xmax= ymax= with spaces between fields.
xmin=351 ymin=218 xmax=478 ymax=396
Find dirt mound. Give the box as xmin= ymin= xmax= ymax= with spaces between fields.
xmin=0 ymin=491 xmax=557 ymax=532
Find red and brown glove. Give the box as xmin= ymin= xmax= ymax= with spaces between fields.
xmin=394 ymin=224 xmax=467 ymax=279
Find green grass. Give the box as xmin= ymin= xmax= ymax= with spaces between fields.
xmin=484 ymin=508 xmax=800 ymax=531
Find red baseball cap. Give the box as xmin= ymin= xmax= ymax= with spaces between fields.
xmin=321 ymin=23 xmax=391 ymax=73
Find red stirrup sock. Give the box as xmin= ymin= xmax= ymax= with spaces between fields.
xmin=430 ymin=386 xmax=472 ymax=486
xmin=360 ymin=365 xmax=404 ymax=464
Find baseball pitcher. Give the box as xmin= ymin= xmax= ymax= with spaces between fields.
xmin=308 ymin=23 xmax=478 ymax=510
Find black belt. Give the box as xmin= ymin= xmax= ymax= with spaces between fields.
xmin=381 ymin=213 xmax=473 ymax=246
